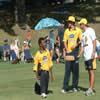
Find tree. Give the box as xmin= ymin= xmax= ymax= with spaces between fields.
xmin=16 ymin=0 xmax=26 ymax=28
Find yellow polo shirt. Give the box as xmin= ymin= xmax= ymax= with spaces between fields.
xmin=33 ymin=49 xmax=53 ymax=72
xmin=63 ymin=27 xmax=82 ymax=53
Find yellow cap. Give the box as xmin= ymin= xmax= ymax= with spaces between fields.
xmin=78 ymin=18 xmax=87 ymax=25
xmin=66 ymin=16 xmax=75 ymax=22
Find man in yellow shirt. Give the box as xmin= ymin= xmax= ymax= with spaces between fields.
xmin=61 ymin=16 xmax=82 ymax=93
xmin=33 ymin=37 xmax=53 ymax=98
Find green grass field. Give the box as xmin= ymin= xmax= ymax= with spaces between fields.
xmin=0 ymin=58 xmax=100 ymax=100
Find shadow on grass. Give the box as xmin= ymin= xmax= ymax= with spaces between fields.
xmin=66 ymin=85 xmax=87 ymax=92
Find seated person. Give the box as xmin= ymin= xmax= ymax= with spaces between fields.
xmin=10 ymin=40 xmax=19 ymax=59
xmin=10 ymin=40 xmax=20 ymax=64
xmin=22 ymin=41 xmax=33 ymax=63
xmin=3 ymin=39 xmax=10 ymax=61
xmin=96 ymin=40 xmax=100 ymax=60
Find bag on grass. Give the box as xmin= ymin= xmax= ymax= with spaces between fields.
xmin=34 ymin=82 xmax=41 ymax=94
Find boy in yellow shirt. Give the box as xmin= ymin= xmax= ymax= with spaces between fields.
xmin=33 ymin=37 xmax=53 ymax=98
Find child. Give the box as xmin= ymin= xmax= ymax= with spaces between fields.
xmin=33 ymin=37 xmax=53 ymax=98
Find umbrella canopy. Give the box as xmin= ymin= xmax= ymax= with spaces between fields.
xmin=35 ymin=18 xmax=61 ymax=30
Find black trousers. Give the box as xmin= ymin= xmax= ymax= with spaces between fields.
xmin=40 ymin=70 xmax=49 ymax=94
xmin=63 ymin=51 xmax=79 ymax=91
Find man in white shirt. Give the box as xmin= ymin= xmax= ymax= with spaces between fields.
xmin=77 ymin=18 xmax=97 ymax=96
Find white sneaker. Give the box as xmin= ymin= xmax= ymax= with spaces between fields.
xmin=84 ymin=88 xmax=95 ymax=96
xmin=41 ymin=93 xmax=47 ymax=98
xmin=61 ymin=89 xmax=67 ymax=93
xmin=72 ymin=88 xmax=78 ymax=93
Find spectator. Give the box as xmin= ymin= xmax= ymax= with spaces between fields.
xmin=55 ymin=36 xmax=61 ymax=63
xmin=57 ymin=20 xmax=65 ymax=60
xmin=49 ymin=30 xmax=55 ymax=58
xmin=15 ymin=36 xmax=20 ymax=48
xmin=27 ymin=30 xmax=32 ymax=47
xmin=10 ymin=40 xmax=19 ymax=59
xmin=22 ymin=41 xmax=32 ymax=62
xmin=3 ymin=39 xmax=10 ymax=61
xmin=45 ymin=37 xmax=52 ymax=52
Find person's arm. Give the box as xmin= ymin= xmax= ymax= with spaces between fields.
xmin=91 ymin=40 xmax=96 ymax=59
xmin=77 ymin=46 xmax=84 ymax=58
xmin=71 ymin=41 xmax=82 ymax=50
xmin=33 ymin=52 xmax=40 ymax=80
xmin=71 ymin=29 xmax=82 ymax=50
xmin=63 ymin=30 xmax=69 ymax=53
xmin=49 ymin=67 xmax=53 ymax=81
xmin=64 ymin=41 xmax=69 ymax=53
xmin=90 ymin=29 xmax=96 ymax=59
xmin=47 ymin=50 xmax=53 ymax=81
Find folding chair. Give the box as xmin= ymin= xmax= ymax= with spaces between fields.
xmin=24 ymin=49 xmax=33 ymax=63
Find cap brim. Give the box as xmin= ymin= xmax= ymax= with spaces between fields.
xmin=78 ymin=22 xmax=81 ymax=24
xmin=66 ymin=20 xmax=75 ymax=22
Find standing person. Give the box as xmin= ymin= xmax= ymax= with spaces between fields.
xmin=3 ymin=39 xmax=10 ymax=61
xmin=45 ymin=37 xmax=52 ymax=52
xmin=27 ymin=30 xmax=32 ymax=47
xmin=33 ymin=37 xmax=53 ymax=98
xmin=61 ymin=16 xmax=82 ymax=93
xmin=49 ymin=30 xmax=55 ymax=58
xmin=57 ymin=20 xmax=65 ymax=61
xmin=55 ymin=36 xmax=61 ymax=63
xmin=77 ymin=18 xmax=97 ymax=96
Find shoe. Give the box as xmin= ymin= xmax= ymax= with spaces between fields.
xmin=72 ymin=88 xmax=78 ymax=93
xmin=61 ymin=89 xmax=67 ymax=93
xmin=41 ymin=93 xmax=47 ymax=98
xmin=84 ymin=88 xmax=95 ymax=96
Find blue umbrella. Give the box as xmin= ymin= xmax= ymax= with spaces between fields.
xmin=35 ymin=18 xmax=61 ymax=30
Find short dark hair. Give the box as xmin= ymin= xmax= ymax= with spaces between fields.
xmin=38 ymin=37 xmax=44 ymax=46
xmin=4 ymin=39 xmax=8 ymax=42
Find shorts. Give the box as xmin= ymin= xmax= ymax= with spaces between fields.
xmin=28 ymin=40 xmax=31 ymax=44
xmin=85 ymin=59 xmax=96 ymax=71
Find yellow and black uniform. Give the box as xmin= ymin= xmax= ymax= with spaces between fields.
xmin=85 ymin=59 xmax=96 ymax=71
xmin=33 ymin=49 xmax=53 ymax=94
xmin=33 ymin=49 xmax=53 ymax=72
xmin=62 ymin=26 xmax=82 ymax=91
xmin=63 ymin=26 xmax=82 ymax=53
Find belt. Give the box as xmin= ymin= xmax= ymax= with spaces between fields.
xmin=41 ymin=70 xmax=49 ymax=73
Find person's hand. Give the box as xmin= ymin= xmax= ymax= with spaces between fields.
xmin=71 ymin=44 xmax=77 ymax=50
xmin=91 ymin=52 xmax=95 ymax=59
xmin=65 ymin=48 xmax=70 ymax=53
xmin=37 ymin=75 xmax=40 ymax=80
xmin=36 ymin=72 xmax=40 ymax=80
xmin=77 ymin=54 xmax=81 ymax=59
xmin=50 ymin=75 xmax=53 ymax=82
